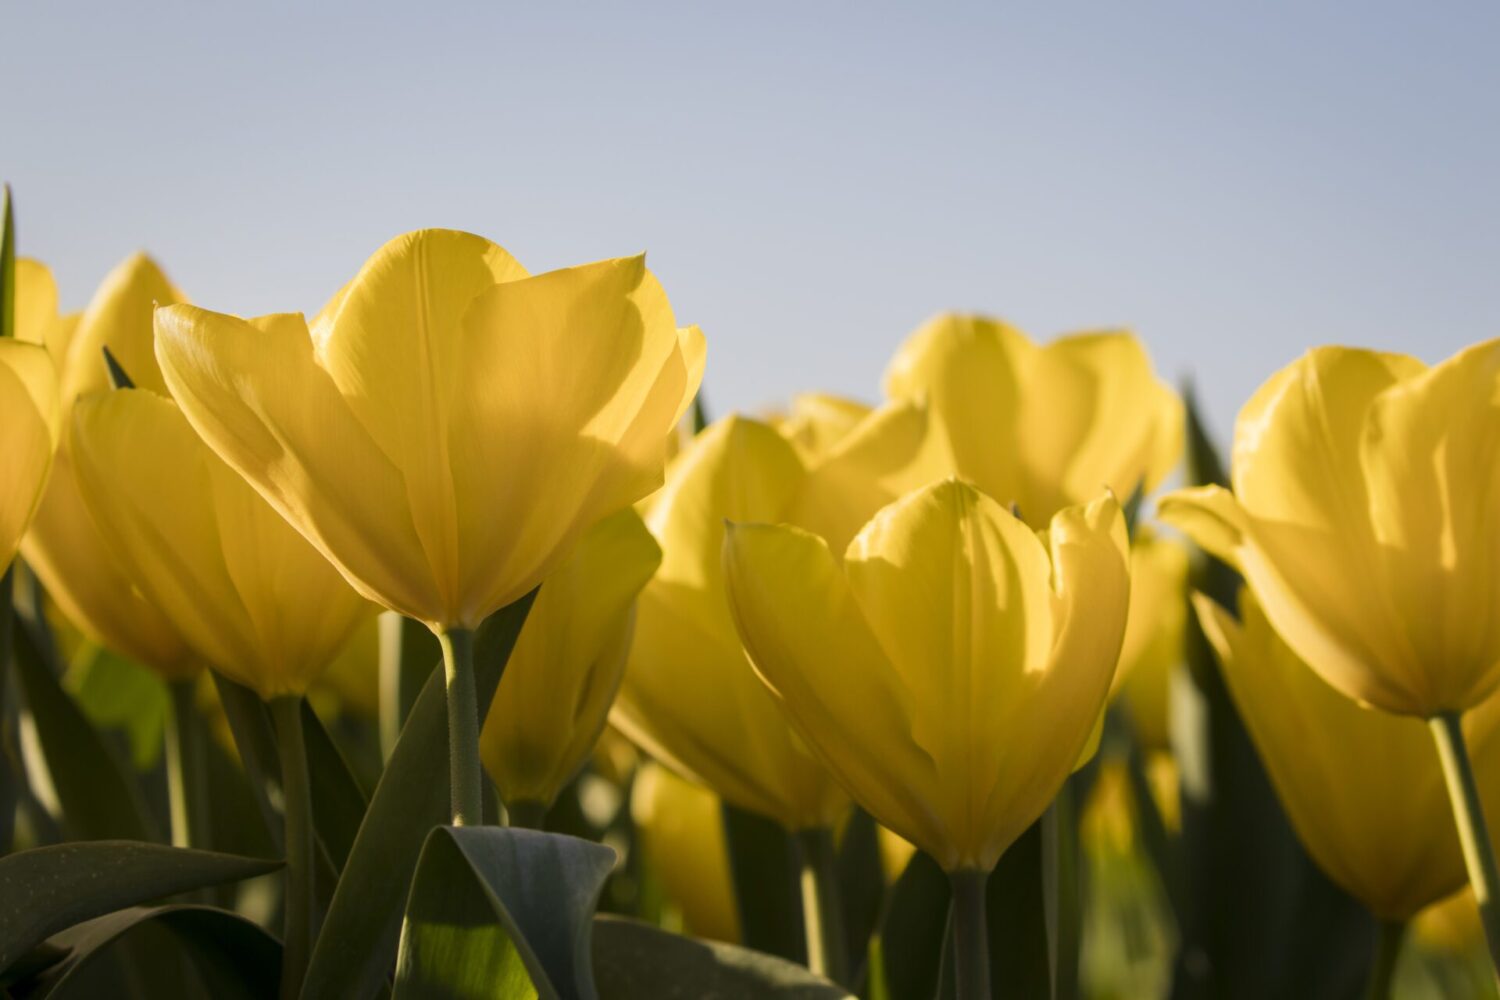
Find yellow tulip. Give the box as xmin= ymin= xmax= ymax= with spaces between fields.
xmin=19 ymin=254 xmax=198 ymax=678
xmin=0 ymin=338 xmax=59 ymax=570
xmin=1114 ymin=530 xmax=1190 ymax=751
xmin=630 ymin=761 xmax=741 ymax=943
xmin=884 ymin=314 xmax=1182 ymax=525
xmin=1194 ymin=588 xmax=1500 ymax=920
xmin=154 ymin=229 xmax=702 ymax=632
xmin=70 ymin=387 xmax=373 ymax=700
xmin=773 ymin=392 xmax=872 ymax=464
xmin=1159 ymin=342 xmax=1500 ymax=718
xmin=480 ymin=508 xmax=661 ymax=815
xmin=723 ymin=478 xmax=1130 ymax=874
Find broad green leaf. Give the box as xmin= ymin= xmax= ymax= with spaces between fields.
xmin=721 ymin=803 xmax=804 ymax=964
xmin=302 ymin=590 xmax=537 ymax=999
xmin=11 ymin=617 xmax=158 ymax=842
xmin=5 ymin=904 xmax=280 ymax=999
xmin=592 ymin=916 xmax=852 ymax=999
xmin=378 ymin=613 xmax=440 ymax=760
xmin=0 ymin=841 xmax=280 ymax=971
xmin=835 ymin=807 xmax=883 ymax=988
xmin=394 ymin=827 xmax=615 ymax=1000
xmin=301 ymin=698 xmax=369 ymax=869
xmin=65 ymin=646 xmax=168 ymax=771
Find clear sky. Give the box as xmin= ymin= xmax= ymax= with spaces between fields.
xmin=7 ymin=2 xmax=1498 ymax=445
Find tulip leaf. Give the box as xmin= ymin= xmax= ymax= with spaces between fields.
xmin=10 ymin=615 xmax=159 ymax=842
xmin=1 ymin=183 xmax=14 ymax=340
xmin=835 ymin=807 xmax=884 ymax=987
xmin=720 ymin=803 xmax=805 ymax=964
xmin=4 ymin=904 xmax=281 ymax=999
xmin=378 ymin=613 xmax=441 ymax=760
xmin=0 ymin=840 xmax=281 ymax=972
xmin=592 ymin=916 xmax=852 ymax=999
xmin=393 ymin=826 xmax=615 ymax=1000
xmin=300 ymin=697 xmax=369 ymax=869
xmin=302 ymin=590 xmax=537 ymax=1000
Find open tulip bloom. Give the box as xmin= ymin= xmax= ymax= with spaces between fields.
xmin=723 ymin=477 xmax=1131 ymax=998
xmin=1159 ymin=339 xmax=1500 ymax=971
xmin=153 ymin=229 xmax=704 ymax=831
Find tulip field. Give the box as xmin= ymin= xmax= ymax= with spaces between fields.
xmin=4 ymin=181 xmax=1500 ymax=1000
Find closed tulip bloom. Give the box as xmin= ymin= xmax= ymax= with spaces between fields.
xmin=723 ymin=479 xmax=1130 ymax=874
xmin=480 ymin=508 xmax=661 ymax=817
xmin=0 ymin=338 xmax=59 ymax=570
xmin=154 ymin=229 xmax=702 ymax=631
xmin=70 ymin=388 xmax=373 ymax=700
xmin=884 ymin=314 xmax=1182 ymax=524
xmin=630 ymin=762 xmax=741 ymax=944
xmin=1194 ymin=589 xmax=1500 ymax=920
xmin=18 ymin=253 xmax=197 ymax=677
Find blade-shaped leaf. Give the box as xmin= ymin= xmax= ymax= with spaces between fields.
xmin=0 ymin=841 xmax=280 ymax=971
xmin=11 ymin=615 xmax=158 ymax=842
xmin=394 ymin=827 xmax=615 ymax=1000
xmin=5 ymin=904 xmax=280 ymax=999
xmin=592 ymin=916 xmax=851 ymax=1000
xmin=721 ymin=803 xmax=805 ymax=963
xmin=302 ymin=590 xmax=537 ymax=999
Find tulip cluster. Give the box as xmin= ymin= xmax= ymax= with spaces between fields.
xmin=2 ymin=183 xmax=1498 ymax=1000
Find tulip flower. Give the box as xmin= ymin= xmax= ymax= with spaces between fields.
xmin=154 ymin=229 xmax=703 ymax=827
xmin=773 ymin=392 xmax=872 ymax=463
xmin=1114 ymin=530 xmax=1190 ymax=752
xmin=723 ymin=479 xmax=1130 ymax=998
xmin=0 ymin=338 xmax=58 ymax=572
xmin=1195 ymin=587 xmax=1500 ymax=995
xmin=1159 ymin=341 xmax=1500 ymax=968
xmin=71 ymin=381 xmax=374 ymax=997
xmin=19 ymin=253 xmax=198 ymax=678
xmin=884 ymin=314 xmax=1182 ymax=524
xmin=480 ymin=508 xmax=661 ymax=825
xmin=630 ymin=761 xmax=740 ymax=943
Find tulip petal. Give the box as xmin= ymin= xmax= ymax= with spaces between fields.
xmin=0 ymin=340 xmax=58 ymax=568
xmin=61 ymin=253 xmax=184 ymax=403
xmin=1154 ymin=485 xmax=1247 ymax=569
xmin=15 ymin=258 xmax=72 ymax=361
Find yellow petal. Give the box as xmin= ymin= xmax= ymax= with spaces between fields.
xmin=614 ymin=416 xmax=846 ymax=829
xmin=71 ymin=389 xmax=371 ymax=699
xmin=0 ymin=340 xmax=59 ymax=568
xmin=1154 ymin=485 xmax=1247 ymax=570
xmin=630 ymin=762 xmax=741 ymax=943
xmin=15 ymin=259 xmax=75 ymax=361
xmin=1114 ymin=531 xmax=1190 ymax=751
xmin=1195 ymin=589 xmax=1500 ymax=918
xmin=61 ymin=253 xmax=185 ymax=405
xmin=777 ymin=392 xmax=873 ymax=464
xmin=481 ymin=508 xmax=661 ymax=808
xmin=674 ymin=325 xmax=708 ymax=426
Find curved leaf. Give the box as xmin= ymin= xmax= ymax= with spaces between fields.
xmin=394 ymin=827 xmax=615 ymax=1000
xmin=0 ymin=841 xmax=280 ymax=972
xmin=7 ymin=904 xmax=279 ymax=999
xmin=302 ymin=591 xmax=537 ymax=999
xmin=592 ymin=916 xmax=852 ymax=1000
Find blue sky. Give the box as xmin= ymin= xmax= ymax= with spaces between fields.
xmin=7 ymin=2 xmax=1498 ymax=445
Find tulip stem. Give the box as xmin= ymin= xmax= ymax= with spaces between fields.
xmin=271 ymin=696 xmax=314 ymax=1000
xmin=164 ymin=679 xmax=210 ymax=849
xmin=1362 ymin=919 xmax=1405 ymax=1000
xmin=1042 ymin=780 xmax=1082 ymax=1000
xmin=438 ymin=627 xmax=482 ymax=826
xmin=1430 ymin=711 xmax=1500 ymax=972
xmin=949 ymin=868 xmax=990 ymax=1000
xmin=795 ymin=827 xmax=848 ymax=985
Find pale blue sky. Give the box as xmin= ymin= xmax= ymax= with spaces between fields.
xmin=7 ymin=2 xmax=1499 ymax=444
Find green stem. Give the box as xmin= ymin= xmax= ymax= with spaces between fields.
xmin=164 ymin=679 xmax=210 ymax=849
xmin=1042 ymin=780 xmax=1081 ymax=1000
xmin=1430 ymin=711 xmax=1500 ymax=974
xmin=795 ymin=827 xmax=849 ymax=985
xmin=1363 ymin=919 xmax=1405 ymax=1000
xmin=506 ymin=799 xmax=548 ymax=830
xmin=438 ymin=627 xmax=481 ymax=826
xmin=271 ymin=696 xmax=314 ymax=1000
xmin=949 ymin=868 xmax=990 ymax=1000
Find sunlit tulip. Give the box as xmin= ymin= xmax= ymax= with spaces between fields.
xmin=723 ymin=478 xmax=1129 ymax=873
xmin=71 ymin=388 xmax=373 ymax=700
xmin=774 ymin=392 xmax=872 ymax=464
xmin=884 ymin=314 xmax=1182 ymax=525
xmin=630 ymin=761 xmax=740 ymax=943
xmin=480 ymin=508 xmax=661 ymax=819
xmin=19 ymin=254 xmax=197 ymax=678
xmin=0 ymin=338 xmax=59 ymax=571
xmin=1115 ymin=530 xmax=1190 ymax=751
xmin=1195 ymin=589 xmax=1500 ymax=920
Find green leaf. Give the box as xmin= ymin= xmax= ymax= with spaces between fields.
xmin=0 ymin=841 xmax=281 ymax=972
xmin=65 ymin=646 xmax=169 ymax=771
xmin=1 ymin=183 xmax=14 ymax=340
xmin=11 ymin=617 xmax=158 ymax=842
xmin=6 ymin=904 xmax=281 ymax=999
xmin=592 ymin=916 xmax=852 ymax=999
xmin=378 ymin=613 xmax=440 ymax=760
xmin=301 ymin=698 xmax=369 ymax=870
xmin=721 ymin=803 xmax=804 ymax=964
xmin=835 ymin=807 xmax=883 ymax=987
xmin=394 ymin=827 xmax=615 ymax=1000
xmin=302 ymin=590 xmax=537 ymax=999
